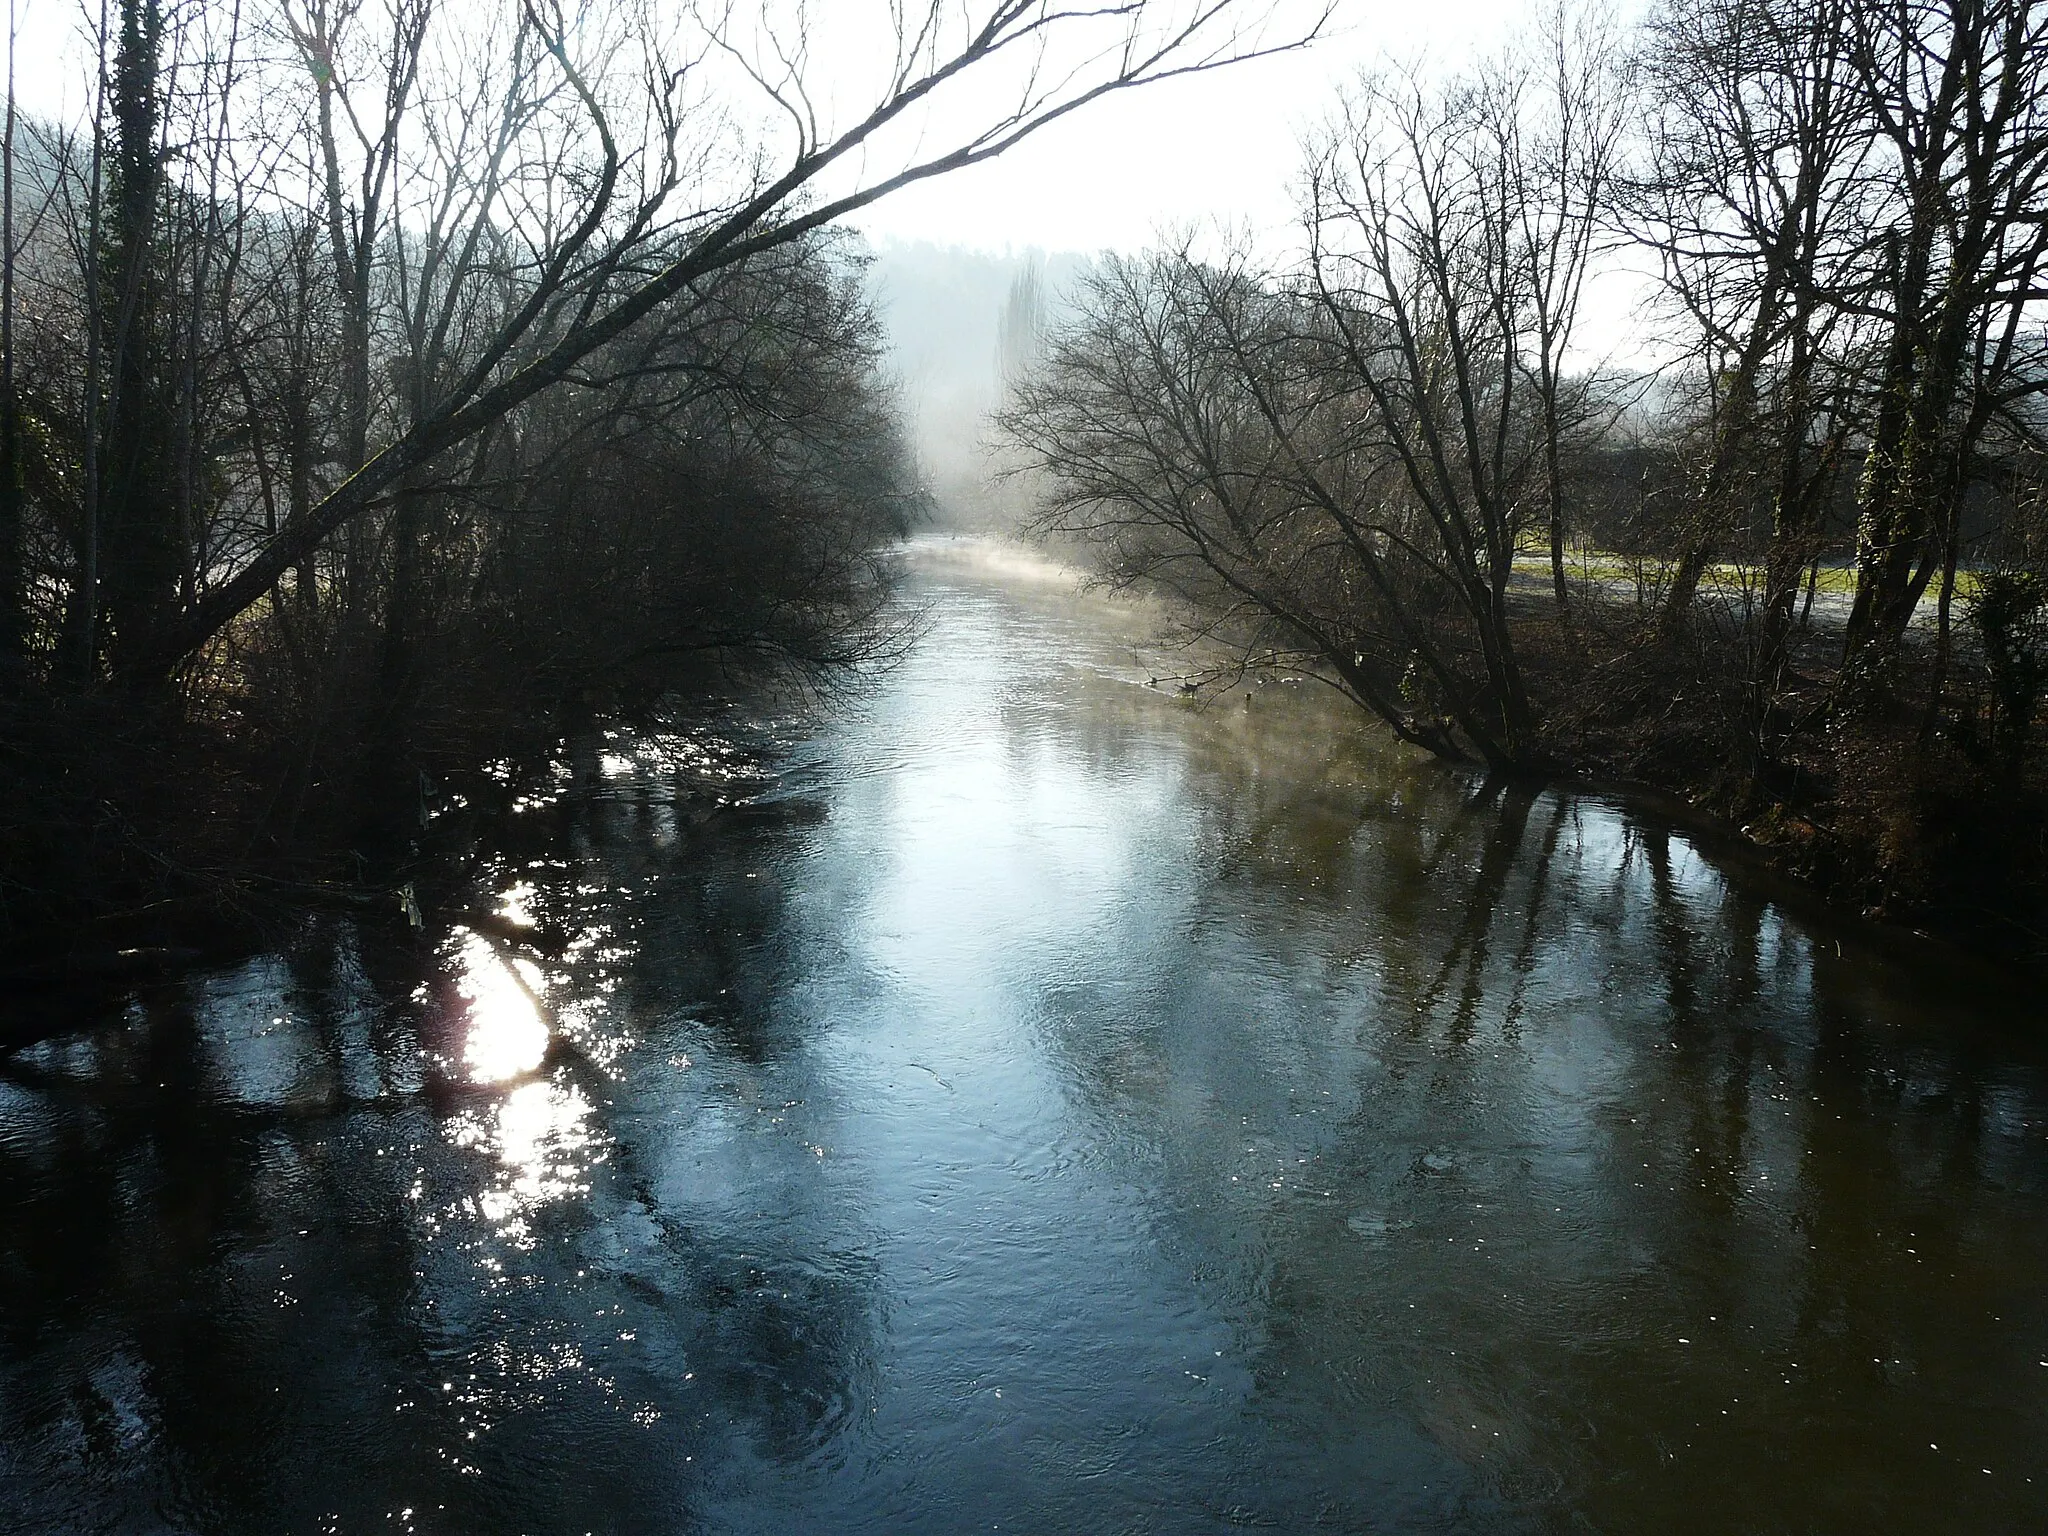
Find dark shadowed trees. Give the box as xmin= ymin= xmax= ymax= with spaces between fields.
xmin=0 ymin=0 xmax=1332 ymax=938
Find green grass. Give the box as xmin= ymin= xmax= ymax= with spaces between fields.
xmin=1509 ymin=550 xmax=1980 ymax=601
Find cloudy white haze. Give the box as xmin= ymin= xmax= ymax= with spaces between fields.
xmin=847 ymin=0 xmax=1534 ymax=254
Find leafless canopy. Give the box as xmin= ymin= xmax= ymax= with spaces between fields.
xmin=13 ymin=0 xmax=1329 ymax=681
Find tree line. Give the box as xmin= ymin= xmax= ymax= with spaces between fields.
xmin=1004 ymin=0 xmax=2048 ymax=947
xmin=0 ymin=0 xmax=1320 ymax=951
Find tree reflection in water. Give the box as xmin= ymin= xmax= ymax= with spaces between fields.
xmin=3 ymin=542 xmax=2046 ymax=1533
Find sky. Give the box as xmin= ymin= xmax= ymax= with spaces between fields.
xmin=849 ymin=0 xmax=1654 ymax=373
xmin=9 ymin=0 xmax=1533 ymax=257
xmin=844 ymin=0 xmax=1532 ymax=256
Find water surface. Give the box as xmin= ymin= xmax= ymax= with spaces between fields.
xmin=4 ymin=540 xmax=2046 ymax=1533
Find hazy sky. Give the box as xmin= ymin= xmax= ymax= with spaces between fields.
xmin=9 ymin=0 xmax=1532 ymax=255
xmin=8 ymin=0 xmax=1653 ymax=359
xmin=847 ymin=0 xmax=1531 ymax=256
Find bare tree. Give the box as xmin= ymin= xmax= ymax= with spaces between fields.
xmin=1626 ymin=0 xmax=1872 ymax=642
xmin=1005 ymin=47 xmax=1617 ymax=769
xmin=1005 ymin=242 xmax=1472 ymax=758
xmin=1839 ymin=0 xmax=2048 ymax=696
xmin=1301 ymin=68 xmax=1564 ymax=761
xmin=110 ymin=0 xmax=1326 ymax=683
xmin=1495 ymin=2 xmax=1628 ymax=616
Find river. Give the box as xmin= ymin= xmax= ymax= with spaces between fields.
xmin=4 ymin=539 xmax=2046 ymax=1533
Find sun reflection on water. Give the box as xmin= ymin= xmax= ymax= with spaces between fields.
xmin=437 ymin=924 xmax=606 ymax=1247
xmin=451 ymin=928 xmax=550 ymax=1084
xmin=495 ymin=880 xmax=539 ymax=929
xmin=448 ymin=1079 xmax=599 ymax=1245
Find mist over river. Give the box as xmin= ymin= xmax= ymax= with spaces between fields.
xmin=4 ymin=540 xmax=2046 ymax=1534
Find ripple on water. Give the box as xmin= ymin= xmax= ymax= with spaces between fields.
xmin=4 ymin=552 xmax=2048 ymax=1535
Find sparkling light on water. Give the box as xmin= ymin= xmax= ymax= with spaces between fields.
xmin=452 ymin=929 xmax=550 ymax=1084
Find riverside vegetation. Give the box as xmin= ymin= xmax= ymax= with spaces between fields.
xmin=1002 ymin=0 xmax=2048 ymax=964
xmin=4 ymin=0 xmax=2048 ymax=982
xmin=0 ymin=0 xmax=1320 ymax=983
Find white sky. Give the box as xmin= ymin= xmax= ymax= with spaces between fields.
xmin=10 ymin=0 xmax=1530 ymax=251
xmin=5 ymin=0 xmax=1654 ymax=362
xmin=847 ymin=0 xmax=1531 ymax=256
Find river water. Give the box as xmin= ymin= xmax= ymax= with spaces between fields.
xmin=4 ymin=540 xmax=2046 ymax=1534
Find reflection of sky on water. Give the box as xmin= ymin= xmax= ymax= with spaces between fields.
xmin=2 ymin=541 xmax=2047 ymax=1534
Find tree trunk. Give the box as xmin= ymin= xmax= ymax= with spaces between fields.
xmin=99 ymin=0 xmax=179 ymax=684
xmin=69 ymin=0 xmax=112 ymax=685
xmin=1544 ymin=394 xmax=1570 ymax=618
xmin=0 ymin=1 xmax=20 ymax=677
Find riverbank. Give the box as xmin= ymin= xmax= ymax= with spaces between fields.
xmin=979 ymin=529 xmax=2048 ymax=977
xmin=1511 ymin=588 xmax=2048 ymax=971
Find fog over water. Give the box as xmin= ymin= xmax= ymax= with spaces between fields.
xmin=864 ymin=243 xmax=1090 ymax=527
